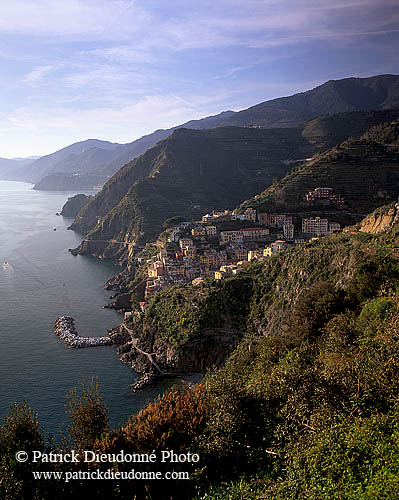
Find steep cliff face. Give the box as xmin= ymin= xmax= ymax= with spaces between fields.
xmin=60 ymin=194 xmax=92 ymax=218
xmin=70 ymin=126 xmax=317 ymax=254
xmin=359 ymin=202 xmax=399 ymax=233
xmin=69 ymin=239 xmax=129 ymax=260
xmin=112 ymin=277 xmax=252 ymax=375
xmin=115 ymin=323 xmax=242 ymax=375
xmin=69 ymin=144 xmax=161 ymax=234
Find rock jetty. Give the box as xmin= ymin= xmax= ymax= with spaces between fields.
xmin=54 ymin=316 xmax=114 ymax=348
xmin=131 ymin=373 xmax=157 ymax=392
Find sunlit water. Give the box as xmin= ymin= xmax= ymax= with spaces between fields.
xmin=0 ymin=181 xmax=182 ymax=436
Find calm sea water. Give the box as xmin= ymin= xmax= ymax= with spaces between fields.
xmin=0 ymin=181 xmax=179 ymax=436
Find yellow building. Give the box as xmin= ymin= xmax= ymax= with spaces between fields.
xmin=263 ymin=247 xmax=272 ymax=257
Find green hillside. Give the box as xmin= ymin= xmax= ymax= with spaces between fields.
xmin=239 ymin=120 xmax=399 ymax=215
xmin=70 ymin=126 xmax=315 ymax=252
xmin=4 ymin=207 xmax=399 ymax=499
xmin=70 ymin=111 xmax=399 ymax=257
xmin=301 ymin=108 xmax=399 ymax=150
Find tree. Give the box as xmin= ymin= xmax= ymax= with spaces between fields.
xmin=0 ymin=402 xmax=44 ymax=500
xmin=66 ymin=377 xmax=109 ymax=451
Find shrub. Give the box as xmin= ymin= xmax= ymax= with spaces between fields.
xmin=66 ymin=377 xmax=109 ymax=452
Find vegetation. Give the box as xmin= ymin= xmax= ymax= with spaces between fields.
xmin=0 ymin=402 xmax=44 ymax=500
xmin=3 ymin=209 xmax=399 ymax=499
xmin=238 ymin=120 xmax=399 ymax=216
xmin=66 ymin=377 xmax=109 ymax=452
xmin=142 ymin=275 xmax=252 ymax=347
xmin=162 ymin=216 xmax=187 ymax=229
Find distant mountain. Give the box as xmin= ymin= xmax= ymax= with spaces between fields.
xmin=12 ymin=156 xmax=40 ymax=161
xmin=31 ymin=146 xmax=122 ymax=189
xmin=238 ymin=120 xmax=399 ymax=215
xmin=99 ymin=110 xmax=236 ymax=177
xmin=3 ymin=74 xmax=399 ymax=191
xmin=32 ymin=172 xmax=106 ymax=191
xmin=0 ymin=156 xmax=39 ymax=180
xmin=216 ymin=74 xmax=399 ymax=128
xmin=1 ymin=111 xmax=236 ymax=189
xmin=0 ymin=157 xmax=15 ymax=169
xmin=20 ymin=139 xmax=122 ymax=183
xmin=101 ymin=74 xmax=399 ymax=180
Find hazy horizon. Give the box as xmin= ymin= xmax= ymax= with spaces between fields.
xmin=0 ymin=0 xmax=398 ymax=158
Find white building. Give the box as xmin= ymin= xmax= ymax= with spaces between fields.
xmin=302 ymin=217 xmax=329 ymax=236
xmin=179 ymin=237 xmax=194 ymax=249
xmin=205 ymin=225 xmax=217 ymax=237
xmin=283 ymin=223 xmax=294 ymax=240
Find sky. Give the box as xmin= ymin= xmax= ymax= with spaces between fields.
xmin=0 ymin=0 xmax=398 ymax=158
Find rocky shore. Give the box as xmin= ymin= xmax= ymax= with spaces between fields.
xmin=60 ymin=194 xmax=92 ymax=218
xmin=107 ymin=317 xmax=237 ymax=391
xmin=54 ymin=316 xmax=115 ymax=348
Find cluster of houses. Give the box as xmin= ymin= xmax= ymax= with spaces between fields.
xmin=142 ymin=189 xmax=341 ymax=299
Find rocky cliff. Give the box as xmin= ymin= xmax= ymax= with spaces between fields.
xmin=61 ymin=194 xmax=92 ymax=218
xmin=114 ymin=322 xmax=242 ymax=376
xmin=69 ymin=126 xmax=317 ymax=256
xmin=359 ymin=202 xmax=399 ymax=233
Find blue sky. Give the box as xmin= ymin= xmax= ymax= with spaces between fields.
xmin=0 ymin=0 xmax=398 ymax=158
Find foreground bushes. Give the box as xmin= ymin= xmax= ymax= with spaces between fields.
xmin=2 ymin=226 xmax=399 ymax=499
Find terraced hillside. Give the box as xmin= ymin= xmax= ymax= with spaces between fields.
xmin=70 ymin=112 xmax=399 ymax=258
xmin=70 ymin=126 xmax=316 ymax=255
xmin=239 ymin=120 xmax=399 ymax=215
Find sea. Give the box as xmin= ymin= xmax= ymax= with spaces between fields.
xmin=0 ymin=180 xmax=180 ymax=437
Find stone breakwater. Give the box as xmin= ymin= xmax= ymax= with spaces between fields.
xmin=54 ymin=316 xmax=114 ymax=348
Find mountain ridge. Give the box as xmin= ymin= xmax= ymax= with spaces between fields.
xmin=3 ymin=74 xmax=399 ymax=190
xmin=238 ymin=119 xmax=399 ymax=215
xmin=69 ymin=109 xmax=399 ymax=258
xmin=218 ymin=74 xmax=399 ymax=128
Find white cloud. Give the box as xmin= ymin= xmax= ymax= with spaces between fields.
xmin=0 ymin=0 xmax=148 ymax=38
xmin=0 ymin=0 xmax=397 ymax=50
xmin=2 ymin=94 xmax=207 ymax=155
xmin=23 ymin=64 xmax=56 ymax=83
xmin=86 ymin=46 xmax=160 ymax=64
xmin=0 ymin=0 xmax=397 ymax=157
xmin=64 ymin=65 xmax=130 ymax=89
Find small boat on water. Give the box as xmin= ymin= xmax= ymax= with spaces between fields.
xmin=3 ymin=261 xmax=7 ymax=265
